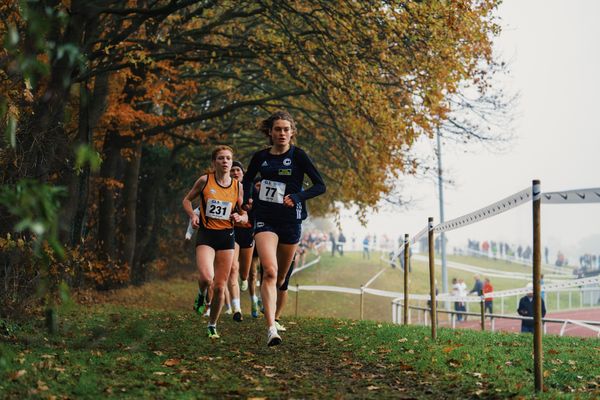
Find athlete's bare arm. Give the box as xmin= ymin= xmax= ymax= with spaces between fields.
xmin=182 ymin=175 xmax=208 ymax=229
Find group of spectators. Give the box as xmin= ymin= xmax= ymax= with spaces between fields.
xmin=451 ymin=275 xmax=494 ymax=321
xmin=463 ymin=239 xmax=576 ymax=268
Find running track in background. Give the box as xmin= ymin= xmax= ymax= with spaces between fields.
xmin=436 ymin=308 xmax=600 ymax=338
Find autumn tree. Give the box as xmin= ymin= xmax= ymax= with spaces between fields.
xmin=1 ymin=0 xmax=504 ymax=290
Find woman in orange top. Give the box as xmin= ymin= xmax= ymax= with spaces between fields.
xmin=483 ymin=277 xmax=494 ymax=314
xmin=182 ymin=145 xmax=247 ymax=339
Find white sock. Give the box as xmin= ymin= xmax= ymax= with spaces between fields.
xmin=232 ymin=298 xmax=241 ymax=311
xmin=208 ymin=323 xmax=216 ymax=328
xmin=252 ymin=295 xmax=258 ymax=303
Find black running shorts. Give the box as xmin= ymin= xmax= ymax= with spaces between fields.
xmin=196 ymin=228 xmax=235 ymax=251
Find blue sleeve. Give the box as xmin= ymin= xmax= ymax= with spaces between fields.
xmin=289 ymin=148 xmax=326 ymax=205
xmin=242 ymin=152 xmax=260 ymax=204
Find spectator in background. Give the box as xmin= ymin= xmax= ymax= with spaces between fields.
xmin=457 ymin=278 xmax=468 ymax=320
xmin=555 ymin=251 xmax=565 ymax=267
xmin=337 ymin=231 xmax=346 ymax=256
xmin=469 ymin=275 xmax=483 ymax=296
xmin=540 ymin=274 xmax=545 ymax=301
xmin=481 ymin=241 xmax=490 ymax=255
xmin=452 ymin=278 xmax=463 ymax=321
xmin=362 ymin=235 xmax=370 ymax=259
xmin=544 ymin=246 xmax=549 ymax=265
xmin=517 ymin=282 xmax=546 ymax=333
xmin=483 ymin=277 xmax=493 ymax=314
xmin=329 ymin=232 xmax=337 ymax=257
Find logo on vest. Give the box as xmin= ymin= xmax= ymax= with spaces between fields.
xmin=278 ymin=169 xmax=292 ymax=176
xmin=261 ymin=161 xmax=269 ymax=167
xmin=256 ymin=221 xmax=265 ymax=228
xmin=283 ymin=158 xmax=292 ymax=166
xmin=209 ymin=189 xmax=216 ymax=194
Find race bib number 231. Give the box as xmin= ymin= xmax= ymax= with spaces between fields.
xmin=205 ymin=199 xmax=232 ymax=220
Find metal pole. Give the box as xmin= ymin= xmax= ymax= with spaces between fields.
xmin=403 ymin=233 xmax=409 ymax=325
xmin=428 ymin=217 xmax=437 ymax=339
xmin=436 ymin=129 xmax=448 ymax=298
xmin=532 ymin=179 xmax=543 ymax=392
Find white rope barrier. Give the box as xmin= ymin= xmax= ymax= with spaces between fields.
xmin=364 ymin=268 xmax=386 ymax=288
xmin=291 ymin=256 xmax=321 ymax=276
xmin=287 ymin=285 xmax=362 ymax=295
xmin=542 ymin=188 xmax=600 ymax=204
xmin=434 ymin=187 xmax=532 ymax=233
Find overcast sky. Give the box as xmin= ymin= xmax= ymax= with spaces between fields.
xmin=337 ymin=0 xmax=600 ymax=263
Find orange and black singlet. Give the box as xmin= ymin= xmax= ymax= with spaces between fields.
xmin=198 ymin=173 xmax=239 ymax=230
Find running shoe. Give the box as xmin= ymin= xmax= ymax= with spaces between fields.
xmin=193 ymin=291 xmax=207 ymax=315
xmin=274 ymin=320 xmax=287 ymax=332
xmin=207 ymin=326 xmax=220 ymax=339
xmin=240 ymin=280 xmax=249 ymax=291
xmin=251 ymin=301 xmax=259 ymax=318
xmin=267 ymin=326 xmax=281 ymax=347
xmin=233 ymin=311 xmax=243 ymax=322
xmin=224 ymin=307 xmax=233 ymax=315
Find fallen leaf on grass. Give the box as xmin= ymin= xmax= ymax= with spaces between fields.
xmin=163 ymin=358 xmax=180 ymax=367
xmin=153 ymin=372 xmax=167 ymax=376
xmin=37 ymin=380 xmax=49 ymax=391
xmin=153 ymin=351 xmax=164 ymax=356
xmin=367 ymin=386 xmax=380 ymax=390
xmin=9 ymin=369 xmax=26 ymax=380
xmin=398 ymin=338 xmax=408 ymax=343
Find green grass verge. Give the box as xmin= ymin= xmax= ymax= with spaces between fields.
xmin=1 ymin=305 xmax=599 ymax=399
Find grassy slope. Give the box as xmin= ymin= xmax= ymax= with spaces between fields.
xmin=1 ymin=253 xmax=599 ymax=399
xmin=291 ymin=252 xmax=587 ymax=322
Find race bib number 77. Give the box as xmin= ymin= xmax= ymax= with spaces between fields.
xmin=259 ymin=179 xmax=286 ymax=204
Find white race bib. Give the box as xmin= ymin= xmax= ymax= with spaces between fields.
xmin=259 ymin=179 xmax=286 ymax=204
xmin=205 ymin=199 xmax=232 ymax=220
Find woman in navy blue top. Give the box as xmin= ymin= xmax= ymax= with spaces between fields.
xmin=242 ymin=110 xmax=325 ymax=346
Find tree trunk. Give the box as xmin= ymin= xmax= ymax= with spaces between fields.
xmin=120 ymin=140 xmax=142 ymax=270
xmin=97 ymin=130 xmax=121 ymax=260
xmin=66 ymin=73 xmax=111 ymax=246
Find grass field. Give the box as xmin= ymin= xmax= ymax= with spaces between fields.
xmin=1 ymin=275 xmax=599 ymax=399
xmin=290 ymin=251 xmax=594 ymax=323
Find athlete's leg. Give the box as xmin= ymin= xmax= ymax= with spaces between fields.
xmin=255 ymin=231 xmax=279 ymax=329
xmin=209 ymin=249 xmax=234 ymax=326
xmin=196 ymin=245 xmax=215 ymax=305
xmin=228 ymin=243 xmax=242 ymax=317
xmin=275 ymin=244 xmax=298 ymax=290
xmin=275 ymin=256 xmax=296 ymax=327
xmin=238 ymin=246 xmax=254 ymax=284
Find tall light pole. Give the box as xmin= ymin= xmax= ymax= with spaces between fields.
xmin=436 ymin=128 xmax=448 ymax=296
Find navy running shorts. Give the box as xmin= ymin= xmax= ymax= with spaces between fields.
xmin=234 ymin=226 xmax=254 ymax=248
xmin=196 ymin=228 xmax=235 ymax=251
xmin=254 ymin=220 xmax=302 ymax=245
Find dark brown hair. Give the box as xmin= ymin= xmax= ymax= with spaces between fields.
xmin=259 ymin=110 xmax=297 ymax=138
